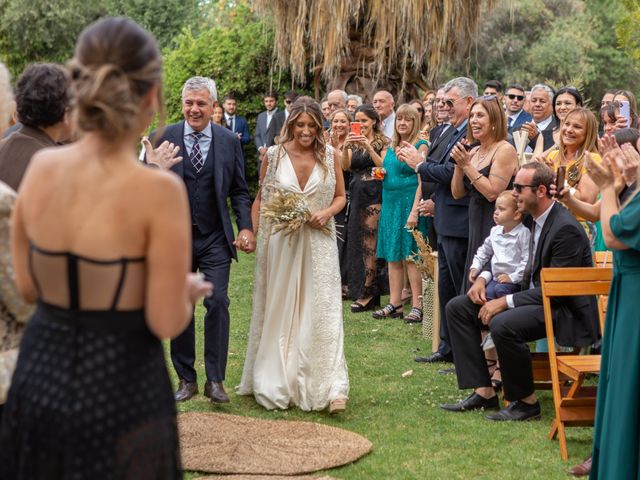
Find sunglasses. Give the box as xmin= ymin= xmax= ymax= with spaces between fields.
xmin=507 ymin=94 xmax=525 ymax=101
xmin=284 ymin=99 xmax=293 ymax=104
xmin=512 ymin=183 xmax=538 ymax=193
xmin=444 ymin=97 xmax=466 ymax=109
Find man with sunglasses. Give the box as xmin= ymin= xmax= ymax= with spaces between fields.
xmin=441 ymin=162 xmax=598 ymax=421
xmin=505 ymin=84 xmax=532 ymax=135
xmin=399 ymin=77 xmax=476 ymax=365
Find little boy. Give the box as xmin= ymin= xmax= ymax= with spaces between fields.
xmin=469 ymin=190 xmax=530 ymax=300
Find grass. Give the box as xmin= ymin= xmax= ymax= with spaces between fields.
xmin=168 ymin=250 xmax=593 ymax=479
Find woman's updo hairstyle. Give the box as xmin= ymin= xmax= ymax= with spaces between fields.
xmin=69 ymin=17 xmax=162 ymax=141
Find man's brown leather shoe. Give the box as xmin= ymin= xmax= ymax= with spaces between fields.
xmin=175 ymin=379 xmax=198 ymax=402
xmin=204 ymin=381 xmax=230 ymax=403
xmin=568 ymin=455 xmax=592 ymax=477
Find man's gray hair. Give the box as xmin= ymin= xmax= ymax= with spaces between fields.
xmin=329 ymin=89 xmax=348 ymax=103
xmin=530 ymin=84 xmax=555 ymax=102
xmin=182 ymin=76 xmax=217 ymax=103
xmin=444 ymin=77 xmax=478 ymax=100
xmin=347 ymin=94 xmax=363 ymax=106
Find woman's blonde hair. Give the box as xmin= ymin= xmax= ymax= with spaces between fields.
xmin=392 ymin=104 xmax=422 ymax=148
xmin=68 ymin=17 xmax=164 ymax=141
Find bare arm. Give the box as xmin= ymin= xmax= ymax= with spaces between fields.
xmin=10 ymin=197 xmax=36 ymax=304
xmin=462 ymin=143 xmax=517 ymax=202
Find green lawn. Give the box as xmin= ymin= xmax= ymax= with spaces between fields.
xmin=169 ymin=251 xmax=593 ymax=479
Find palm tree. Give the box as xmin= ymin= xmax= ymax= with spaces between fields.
xmin=254 ymin=0 xmax=492 ymax=102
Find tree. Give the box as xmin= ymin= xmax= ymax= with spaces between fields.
xmin=253 ymin=0 xmax=491 ymax=102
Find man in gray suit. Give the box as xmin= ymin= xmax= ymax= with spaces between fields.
xmin=254 ymin=92 xmax=279 ymax=170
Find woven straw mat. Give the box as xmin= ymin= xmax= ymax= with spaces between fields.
xmin=179 ymin=412 xmax=372 ymax=475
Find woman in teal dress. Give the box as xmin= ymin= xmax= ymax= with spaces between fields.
xmin=585 ymin=152 xmax=640 ymax=480
xmin=374 ymin=104 xmax=429 ymax=322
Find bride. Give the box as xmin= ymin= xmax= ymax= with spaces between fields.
xmin=239 ymin=96 xmax=349 ymax=413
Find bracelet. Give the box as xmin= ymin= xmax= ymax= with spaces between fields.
xmin=470 ymin=173 xmax=483 ymax=184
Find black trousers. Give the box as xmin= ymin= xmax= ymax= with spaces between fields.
xmin=171 ymin=227 xmax=231 ymax=383
xmin=435 ymin=235 xmax=468 ymax=356
xmin=446 ymin=294 xmax=546 ymax=401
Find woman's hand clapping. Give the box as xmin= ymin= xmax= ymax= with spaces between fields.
xmin=450 ymin=142 xmax=472 ymax=168
xmin=585 ymin=151 xmax=615 ymax=188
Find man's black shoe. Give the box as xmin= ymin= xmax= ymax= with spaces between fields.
xmin=415 ymin=351 xmax=453 ymax=363
xmin=440 ymin=392 xmax=499 ymax=412
xmin=485 ymin=400 xmax=541 ymax=421
xmin=174 ymin=379 xmax=198 ymax=402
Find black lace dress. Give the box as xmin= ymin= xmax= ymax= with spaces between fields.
xmin=0 ymin=244 xmax=181 ymax=479
xmin=345 ymin=143 xmax=389 ymax=300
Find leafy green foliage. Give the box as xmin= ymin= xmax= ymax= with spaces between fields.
xmin=444 ymin=0 xmax=639 ymax=105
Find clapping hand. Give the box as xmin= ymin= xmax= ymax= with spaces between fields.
xmin=620 ymin=143 xmax=640 ymax=185
xmin=585 ymin=151 xmax=615 ymax=188
xmin=187 ymin=272 xmax=214 ymax=304
xmin=450 ymin=142 xmax=472 ymax=168
xmin=521 ymin=121 xmax=538 ymax=141
xmin=397 ymin=141 xmax=421 ymax=169
xmin=142 ymin=137 xmax=183 ymax=170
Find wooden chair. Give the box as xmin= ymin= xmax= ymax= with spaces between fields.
xmin=540 ymin=267 xmax=612 ymax=460
xmin=532 ymin=253 xmax=612 ymax=390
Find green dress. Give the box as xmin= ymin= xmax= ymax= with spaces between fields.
xmin=591 ymin=190 xmax=640 ymax=479
xmin=376 ymin=140 xmax=429 ymax=262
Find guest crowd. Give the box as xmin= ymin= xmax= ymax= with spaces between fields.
xmin=0 ymin=17 xmax=638 ymax=480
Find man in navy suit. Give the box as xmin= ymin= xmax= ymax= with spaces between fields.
xmin=150 ymin=77 xmax=255 ymax=404
xmin=222 ymin=94 xmax=251 ymax=145
xmin=399 ymin=77 xmax=476 ymax=364
xmin=505 ymin=84 xmax=532 ymax=134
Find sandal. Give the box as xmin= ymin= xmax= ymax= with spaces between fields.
xmin=329 ymin=398 xmax=347 ymax=414
xmin=350 ymin=296 xmax=380 ymax=313
xmin=404 ymin=307 xmax=423 ymax=324
xmin=372 ymin=303 xmax=404 ymax=319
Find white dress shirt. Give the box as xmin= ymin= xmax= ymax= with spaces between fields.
xmin=474 ymin=223 xmax=531 ymax=284
xmin=535 ymin=115 xmax=553 ymax=132
xmin=382 ymin=111 xmax=396 ymax=140
xmin=224 ymin=113 xmax=235 ymax=132
xmin=505 ymin=201 xmax=555 ymax=308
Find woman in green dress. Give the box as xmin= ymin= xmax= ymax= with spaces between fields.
xmin=374 ymin=104 xmax=429 ymax=322
xmin=585 ymin=151 xmax=640 ymax=479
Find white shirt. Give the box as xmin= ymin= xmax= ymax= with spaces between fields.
xmin=224 ymin=113 xmax=235 ymax=132
xmin=474 ymin=223 xmax=531 ymax=284
xmin=382 ymin=111 xmax=396 ymax=140
xmin=266 ymin=108 xmax=277 ymax=129
xmin=535 ymin=115 xmax=553 ymax=132
xmin=506 ymin=201 xmax=555 ymax=308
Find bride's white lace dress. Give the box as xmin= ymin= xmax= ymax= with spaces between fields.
xmin=238 ymin=144 xmax=349 ymax=410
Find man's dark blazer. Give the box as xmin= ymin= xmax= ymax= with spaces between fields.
xmin=507 ymin=109 xmax=533 ymax=134
xmin=513 ymin=202 xmax=598 ymax=347
xmin=254 ymin=109 xmax=279 ymax=151
xmin=528 ymin=118 xmax=557 ymax=151
xmin=270 ymin=110 xmax=287 ymax=144
xmin=417 ymin=122 xmax=470 ymax=239
xmin=151 ymin=121 xmax=252 ymax=260
xmin=229 ymin=115 xmax=251 ymax=145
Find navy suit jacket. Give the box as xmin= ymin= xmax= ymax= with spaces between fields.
xmin=417 ymin=122 xmax=470 ymax=239
xmin=507 ymin=110 xmax=533 ymax=134
xmin=150 ymin=121 xmax=252 ymax=260
xmin=254 ymin=109 xmax=279 ymax=151
xmin=228 ymin=115 xmax=251 ymax=145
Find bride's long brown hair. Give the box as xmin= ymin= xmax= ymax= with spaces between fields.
xmin=278 ymin=96 xmax=328 ymax=173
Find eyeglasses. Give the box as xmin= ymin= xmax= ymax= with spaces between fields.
xmin=444 ymin=97 xmax=467 ymax=109
xmin=512 ymin=183 xmax=538 ymax=193
xmin=507 ymin=94 xmax=525 ymax=101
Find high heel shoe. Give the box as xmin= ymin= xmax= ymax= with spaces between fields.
xmin=372 ymin=303 xmax=404 ymax=319
xmin=350 ymin=296 xmax=380 ymax=313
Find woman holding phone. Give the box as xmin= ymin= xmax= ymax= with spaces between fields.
xmin=374 ymin=104 xmax=428 ymax=321
xmin=342 ymin=104 xmax=389 ymax=313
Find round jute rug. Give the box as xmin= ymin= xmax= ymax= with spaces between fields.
xmin=179 ymin=412 xmax=372 ymax=475
xmin=195 ymin=475 xmax=338 ymax=480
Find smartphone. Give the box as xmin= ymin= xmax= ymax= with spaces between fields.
xmin=350 ymin=122 xmax=362 ymax=136
xmin=619 ymin=101 xmax=631 ymax=128
xmin=555 ymin=166 xmax=566 ymax=196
